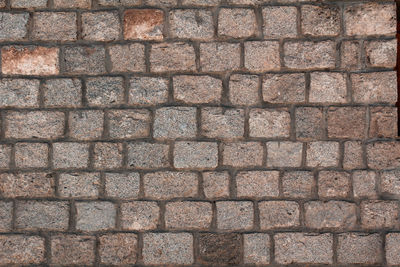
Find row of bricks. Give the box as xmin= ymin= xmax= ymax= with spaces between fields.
xmin=0 ymin=169 xmax=398 ymax=199
xmin=0 ymin=106 xmax=397 ymax=142
xmin=0 ymin=199 xmax=399 ymax=231
xmin=0 ymin=71 xmax=397 ymax=107
xmin=0 ymin=3 xmax=396 ymax=41
xmin=2 ymin=232 xmax=400 ymax=265
xmin=1 ymin=40 xmax=396 ymax=76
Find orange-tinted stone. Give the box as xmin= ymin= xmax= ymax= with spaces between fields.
xmin=124 ymin=9 xmax=164 ymax=40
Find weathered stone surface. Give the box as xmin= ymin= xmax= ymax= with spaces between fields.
xmin=282 ymin=171 xmax=314 ymax=198
xmin=154 ymin=107 xmax=197 ymax=139
xmin=165 ymin=201 xmax=212 ymax=229
xmin=108 ymin=109 xmax=151 ymax=139
xmin=54 ymin=0 xmax=91 ymax=8
xmin=198 ymin=233 xmax=242 ymax=265
xmin=44 ymin=79 xmax=81 ymax=107
xmin=82 ymin=11 xmax=120 ymax=41
xmin=284 ymin=41 xmax=336 ymax=69
xmin=259 ymin=201 xmax=300 ymax=229
xmin=236 ymin=171 xmax=279 ymax=198
xmin=94 ymin=142 xmax=123 ymax=169
xmin=0 ymin=13 xmax=29 ymax=41
xmin=306 ymin=142 xmax=339 ymax=168
xmin=32 ymin=12 xmax=77 ymax=41
xmin=150 ymin=43 xmax=195 ymax=72
xmin=301 ymin=5 xmax=340 ymax=36
xmin=128 ymin=142 xmax=169 ymax=169
xmin=174 ymin=75 xmax=222 ymax=104
xmin=244 ymin=233 xmax=270 ymax=264
xmin=124 ymin=9 xmax=164 ymax=40
xmin=53 ymin=142 xmax=89 ymax=169
xmin=343 ymin=141 xmax=364 ymax=170
xmin=86 ymin=76 xmax=124 ymax=107
xmin=69 ymin=110 xmax=104 ymax=140
xmin=318 ymin=171 xmax=351 ymax=198
xmin=365 ymin=39 xmax=396 ymax=68
xmin=11 ymin=0 xmax=47 ymax=8
xmin=263 ymin=73 xmax=306 ymax=103
xmin=0 ymin=145 xmax=10 ymax=169
xmin=337 ymin=233 xmax=382 ymax=264
xmin=121 ymin=201 xmax=159 ymax=230
xmin=174 ymin=141 xmax=218 ymax=169
xmin=367 ymin=142 xmax=400 ymax=170
xmin=263 ymin=6 xmax=297 ymax=38
xmin=341 ymin=41 xmax=360 ymax=69
xmin=76 ymin=201 xmax=116 ymax=231
xmin=51 ymin=235 xmax=95 ymax=265
xmin=351 ymin=72 xmax=397 ymax=104
xmin=129 ymin=76 xmax=168 ymax=105
xmin=361 ymin=201 xmax=399 ymax=229
xmin=249 ymin=108 xmax=290 ymax=138
xmin=327 ymin=107 xmax=366 ymax=139
xmin=310 ymin=72 xmax=347 ymax=103
xmin=216 ymin=201 xmax=253 ymax=230
xmin=304 ymin=201 xmax=356 ymax=229
xmin=266 ymin=142 xmax=303 ymax=167
xmin=203 ymin=171 xmax=230 ymax=199
xmin=99 ymin=233 xmax=138 ymax=265
xmin=0 ymin=172 xmax=54 ymax=198
xmin=59 ymin=172 xmax=99 ymax=198
xmin=15 ymin=142 xmax=48 ymax=168
xmin=201 ymin=107 xmax=244 ymax=139
xmin=109 ymin=44 xmax=145 ymax=72
xmin=381 ymin=170 xmax=400 ymax=198
xmin=223 ymin=142 xmax=263 ymax=167
xmin=0 ymin=235 xmax=45 ymax=265
xmin=63 ymin=46 xmax=106 ymax=74
xmin=105 ymin=172 xmax=140 ymax=199
xmin=386 ymin=233 xmax=400 ymax=265
xmin=0 ymin=79 xmax=39 ymax=108
xmin=218 ymin=8 xmax=257 ymax=38
xmin=295 ymin=107 xmax=323 ymax=140
xmin=170 ymin=9 xmax=213 ymax=39
xmin=200 ymin=43 xmax=241 ymax=71
xmin=369 ymin=107 xmax=398 ymax=138
xmin=245 ymin=41 xmax=280 ymax=71
xmin=0 ymin=202 xmax=12 ymax=231
xmin=352 ymin=170 xmax=377 ymax=199
xmin=229 ymin=74 xmax=260 ymax=105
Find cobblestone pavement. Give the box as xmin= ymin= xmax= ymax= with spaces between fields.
xmin=0 ymin=0 xmax=398 ymax=266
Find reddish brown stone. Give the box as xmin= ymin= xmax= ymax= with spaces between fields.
xmin=0 ymin=235 xmax=45 ymax=265
xmin=124 ymin=9 xmax=164 ymax=40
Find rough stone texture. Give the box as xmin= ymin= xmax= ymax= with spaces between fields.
xmin=245 ymin=41 xmax=280 ymax=71
xmin=174 ymin=141 xmax=217 ymax=169
xmin=0 ymin=13 xmax=29 ymax=41
xmin=365 ymin=39 xmax=396 ymax=68
xmin=343 ymin=141 xmax=364 ymax=170
xmin=86 ymin=76 xmax=124 ymax=107
xmin=223 ymin=142 xmax=263 ymax=167
xmin=165 ymin=201 xmax=212 ymax=229
xmin=129 ymin=76 xmax=168 ymax=105
xmin=353 ymin=170 xmax=377 ymax=199
xmin=381 ymin=170 xmax=400 ymax=198
xmin=2 ymin=46 xmax=59 ymax=75
xmin=361 ymin=201 xmax=399 ymax=229
xmin=304 ymin=201 xmax=356 ymax=229
xmin=0 ymin=145 xmax=10 ymax=169
xmin=386 ymin=233 xmax=400 ymax=266
xmin=341 ymin=41 xmax=360 ymax=69
xmin=99 ymin=233 xmax=137 ymax=265
xmin=200 ymin=43 xmax=241 ymax=72
xmin=263 ymin=73 xmax=306 ymax=103
xmin=76 ymin=201 xmax=116 ymax=231
xmin=351 ymin=72 xmax=397 ymax=104
xmin=63 ymin=46 xmax=106 ymax=74
xmin=53 ymin=142 xmax=89 ymax=169
xmin=369 ymin=107 xmax=398 ymax=138
xmin=51 ymin=235 xmax=95 ymax=265
xmin=58 ymin=172 xmax=99 ymax=198
xmin=94 ymin=142 xmax=123 ymax=169
xmin=0 ymin=172 xmax=54 ymax=198
xmin=295 ymin=107 xmax=323 ymax=140
xmin=150 ymin=43 xmax=195 ymax=72
xmin=259 ymin=201 xmax=300 ymax=229
xmin=266 ymin=142 xmax=303 ymax=167
xmin=32 ymin=12 xmax=77 ymax=41
xmin=310 ymin=72 xmax=347 ymax=103
xmin=0 ymin=202 xmax=12 ymax=231
xmin=0 ymin=79 xmax=39 ymax=108
xmin=15 ymin=142 xmax=48 ymax=168
xmin=274 ymin=233 xmax=333 ymax=264
xmin=154 ymin=107 xmax=197 ymax=139
xmin=249 ymin=108 xmax=290 ymax=138
xmin=170 ymin=9 xmax=213 ymax=39
xmin=301 ymin=5 xmax=340 ymax=36
xmin=108 ymin=109 xmax=151 ymax=139
xmin=128 ymin=142 xmax=169 ymax=168
xmin=201 ymin=107 xmax=244 ymax=139
xmin=203 ymin=171 xmax=230 ymax=199
xmin=69 ymin=110 xmax=103 ymax=140
xmin=236 ymin=171 xmax=279 ymax=198
xmin=142 ymin=233 xmax=193 ymax=265
xmin=318 ymin=171 xmax=351 ymax=198
xmin=367 ymin=142 xmax=400 ymax=170
xmin=216 ymin=201 xmax=253 ymax=230
xmin=53 ymin=0 xmax=91 ymax=8
xmin=109 ymin=44 xmax=145 ymax=73
xmin=327 ymin=107 xmax=366 ymax=139
xmin=99 ymin=0 xmax=139 ymax=6
xmin=218 ymin=8 xmax=257 ymax=38
xmin=121 ymin=201 xmax=159 ymax=230
xmin=11 ymin=0 xmax=46 ymax=8
xmin=229 ymin=74 xmax=260 ymax=105
xmin=174 ymin=75 xmax=222 ymax=104
xmin=124 ymin=9 xmax=164 ymax=40
xmin=198 ymin=233 xmax=242 ymax=265
xmin=0 ymin=235 xmax=45 ymax=265
xmin=337 ymin=233 xmax=382 ymax=264
xmin=105 ymin=172 xmax=140 ymax=199
xmin=282 ymin=171 xmax=315 ymax=198
xmin=306 ymin=142 xmax=339 ymax=168
xmin=284 ymin=41 xmax=336 ymax=69
xmin=43 ymin=79 xmax=82 ymax=107
xmin=244 ymin=233 xmax=270 ymax=264
xmin=82 ymin=11 xmax=120 ymax=41
xmin=263 ymin=6 xmax=297 ymax=38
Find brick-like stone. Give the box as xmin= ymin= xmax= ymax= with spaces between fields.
xmin=0 ymin=79 xmax=39 ymax=108
xmin=367 ymin=142 xmax=400 ymax=170
xmin=32 ymin=12 xmax=77 ymax=41
xmin=381 ymin=170 xmax=400 ymax=198
xmin=275 ymin=233 xmax=333 ymax=264
xmin=99 ymin=233 xmax=137 ymax=265
xmin=344 ymin=3 xmax=396 ymax=36
xmin=94 ymin=142 xmax=123 ymax=169
xmin=310 ymin=72 xmax=347 ymax=103
xmin=203 ymin=171 xmax=230 ymax=199
xmin=338 ymin=233 xmax=382 ymax=264
xmin=76 ymin=201 xmax=116 ymax=231
xmin=121 ymin=201 xmax=159 ymax=230
xmin=236 ymin=171 xmax=279 ymax=198
xmin=63 ymin=46 xmax=106 ymax=74
xmin=109 ymin=44 xmax=145 ymax=73
xmin=0 ymin=202 xmax=12 ymax=231
xmin=218 ymin=8 xmax=257 ymax=38
xmin=174 ymin=75 xmax=222 ymax=104
xmin=99 ymin=0 xmax=140 ymax=6
xmin=244 ymin=233 xmax=270 ymax=264
xmin=86 ymin=76 xmax=124 ymax=106
xmin=328 ymin=107 xmax=366 ymax=139
xmin=154 ymin=107 xmax=197 ymax=139
xmin=295 ymin=107 xmax=323 ymax=140
xmin=305 ymin=201 xmax=356 ymax=229
xmin=343 ymin=141 xmax=364 ymax=170
xmin=0 ymin=172 xmax=54 ymax=198
xmin=59 ymin=172 xmax=100 ymax=198
xmin=0 ymin=235 xmax=45 ymax=265
xmin=201 ymin=107 xmax=244 ymax=139
xmin=306 ymin=142 xmax=339 ymax=168
xmin=165 ymin=201 xmax=212 ymax=229
xmin=124 ymin=9 xmax=164 ymax=40
xmin=15 ymin=201 xmax=69 ymax=230
xmin=174 ymin=141 xmax=218 ymax=169
xmin=361 ymin=200 xmax=399 ymax=229
xmin=249 ymin=108 xmax=290 ymax=138
xmin=365 ymin=39 xmax=396 ymax=68
xmin=143 ymin=171 xmax=198 ymax=199
xmin=69 ymin=110 xmax=103 ymax=140
xmin=15 ymin=142 xmax=48 ymax=168
xmin=266 ymin=142 xmax=303 ymax=167
xmin=223 ymin=142 xmax=263 ymax=167
xmin=352 ymin=72 xmax=397 ymax=104
xmin=144 ymin=0 xmax=177 ymax=6
xmin=318 ymin=171 xmax=351 ymax=198
xmin=200 ymin=42 xmax=240 ymax=72
xmin=263 ymin=73 xmax=305 ymax=103
xmin=263 ymin=6 xmax=297 ymax=38
xmin=199 ymin=233 xmax=242 ymax=265
xmin=353 ymin=170 xmax=377 ymax=199
xmin=105 ymin=172 xmax=140 ymax=199
xmin=229 ymin=74 xmax=259 ymax=105
xmin=282 ymin=171 xmax=314 ymax=198
xmin=2 ymin=46 xmax=59 ymax=75
xmin=170 ymin=9 xmax=213 ymax=39
xmin=82 ymin=11 xmax=120 ymax=41
xmin=386 ymin=233 xmax=400 ymax=266
xmin=0 ymin=145 xmax=10 ymax=169
xmin=108 ymin=109 xmax=150 ymax=139
xmin=259 ymin=201 xmax=300 ymax=229
xmin=129 ymin=76 xmax=168 ymax=105
xmin=11 ymin=0 xmax=47 ymax=8
xmin=284 ymin=41 xmax=336 ymax=69
xmin=369 ymin=107 xmax=398 ymax=138
xmin=0 ymin=13 xmax=29 ymax=41
xmin=5 ymin=111 xmax=64 ymax=139
xmin=53 ymin=143 xmax=89 ymax=169
xmin=151 ymin=43 xmax=195 ymax=72
xmin=143 ymin=233 xmax=193 ymax=265
xmin=127 ymin=142 xmax=169 ymax=169
xmin=341 ymin=41 xmax=360 ymax=69
xmin=217 ymin=201 xmax=253 ymax=230
xmin=182 ymin=0 xmax=218 ymax=5
xmin=51 ymin=235 xmax=95 ymax=265
xmin=301 ymin=5 xmax=340 ymax=36
xmin=44 ymin=79 xmax=81 ymax=107
xmin=245 ymin=41 xmax=280 ymax=71
xmin=54 ymin=0 xmax=91 ymax=8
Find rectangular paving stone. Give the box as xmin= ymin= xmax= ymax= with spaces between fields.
xmin=236 ymin=171 xmax=279 ymax=198
xmin=108 ymin=109 xmax=151 ymax=139
xmin=58 ymin=172 xmax=100 ymax=198
xmin=0 ymin=201 xmax=12 ymax=231
xmin=165 ymin=201 xmax=212 ymax=229
xmin=0 ymin=13 xmax=29 ymax=41
xmin=99 ymin=233 xmax=138 ymax=265
xmin=174 ymin=141 xmax=218 ymax=169
xmin=105 ymin=172 xmax=140 ymax=199
xmin=32 ymin=12 xmax=77 ymax=41
xmin=75 ymin=201 xmax=116 ymax=231
xmin=216 ymin=201 xmax=253 ymax=230
xmin=198 ymin=233 xmax=242 ymax=265
xmin=121 ymin=201 xmax=159 ymax=230
xmin=338 ymin=233 xmax=382 ymax=264
xmin=259 ymin=201 xmax=300 ymax=229
xmin=0 ymin=172 xmax=55 ymax=198
xmin=0 ymin=235 xmax=45 ymax=265
xmin=244 ymin=233 xmax=270 ymax=264
xmin=50 ymin=235 xmax=95 ymax=265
